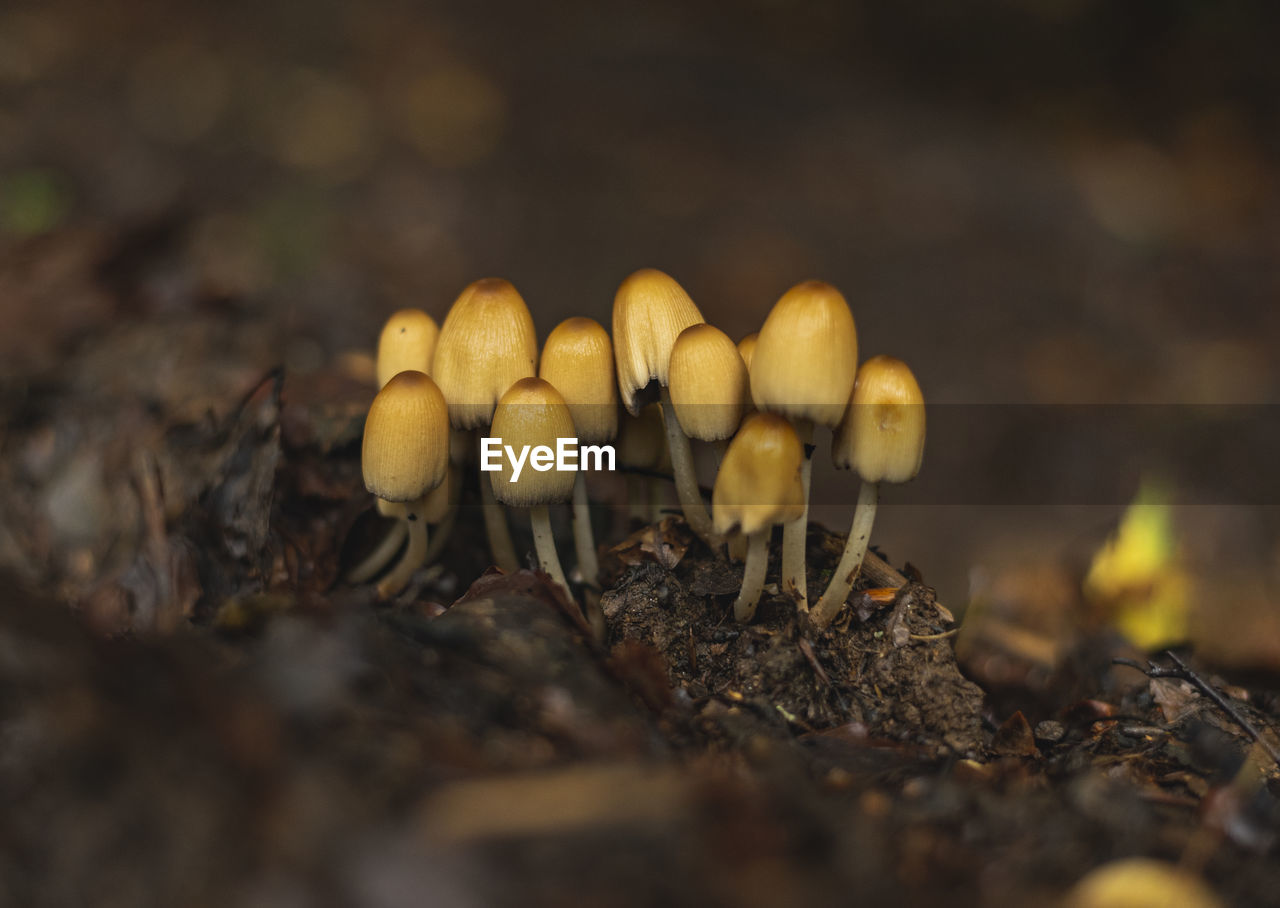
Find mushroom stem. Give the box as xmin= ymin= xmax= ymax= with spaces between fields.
xmin=531 ymin=504 xmax=572 ymax=602
xmin=480 ymin=470 xmax=520 ymax=572
xmin=375 ymin=508 xmax=429 ymax=600
xmin=734 ymin=529 xmax=770 ymax=622
xmin=346 ymin=517 xmax=408 ymax=584
xmin=812 ymin=480 xmax=879 ymax=628
xmin=780 ymin=419 xmax=813 ymax=609
xmin=571 ymin=471 xmax=600 ymax=587
xmin=658 ymin=385 xmax=718 ymax=548
xmin=421 ymin=477 xmax=461 ymax=566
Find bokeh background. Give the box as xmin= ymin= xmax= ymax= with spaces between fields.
xmin=3 ymin=0 xmax=1278 ymax=660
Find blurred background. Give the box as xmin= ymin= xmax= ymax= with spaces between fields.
xmin=2 ymin=0 xmax=1278 ymax=662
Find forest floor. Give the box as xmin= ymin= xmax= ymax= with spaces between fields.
xmin=1 ymin=284 xmax=1277 ymax=907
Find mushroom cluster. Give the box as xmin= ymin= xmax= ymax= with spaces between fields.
xmin=354 ymin=270 xmax=925 ymax=634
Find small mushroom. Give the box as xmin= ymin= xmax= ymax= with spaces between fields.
xmin=712 ymin=413 xmax=805 ymax=621
xmin=538 ymin=317 xmax=618 ymax=587
xmin=431 ymin=278 xmax=538 ymax=572
xmin=489 ymin=378 xmax=578 ymax=604
xmin=750 ymin=280 xmax=858 ymax=608
xmin=611 ymin=268 xmax=716 ymax=546
xmin=811 ymin=355 xmax=925 ymax=628
xmin=375 ymin=309 xmax=439 ymax=388
xmin=360 ymin=370 xmax=449 ymax=599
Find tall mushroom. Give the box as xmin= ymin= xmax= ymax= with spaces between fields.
xmin=538 ymin=317 xmax=617 ymax=587
xmin=811 ymin=355 xmax=925 ymax=629
xmin=489 ymin=378 xmax=577 ymax=603
xmin=431 ymin=278 xmax=538 ymax=572
xmin=611 ymin=268 xmax=714 ymax=545
xmin=712 ymin=413 xmax=805 ymax=622
xmin=750 ymin=280 xmax=858 ymax=608
xmin=361 ymin=370 xmax=450 ymax=599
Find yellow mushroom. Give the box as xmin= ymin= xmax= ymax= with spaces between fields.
xmin=611 ymin=268 xmax=716 ymax=546
xmin=712 ymin=413 xmax=805 ymax=621
xmin=539 ymin=317 xmax=617 ymax=587
xmin=811 ymin=355 xmax=925 ymax=628
xmin=431 ymin=277 xmax=538 ymax=571
xmin=360 ymin=370 xmax=449 ymax=598
xmin=750 ymin=280 xmax=858 ymax=608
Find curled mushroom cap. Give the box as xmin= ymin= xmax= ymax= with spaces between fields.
xmin=832 ymin=355 xmax=925 ymax=484
xmin=362 ymin=370 xmax=449 ymax=502
xmin=712 ymin=412 xmax=805 ymax=536
xmin=376 ymin=309 xmax=439 ymax=388
xmin=489 ymin=377 xmax=577 ymax=507
xmin=612 ymin=268 xmax=704 ymax=415
xmin=539 ymin=316 xmax=618 ymax=443
xmin=432 ymin=278 xmax=538 ymax=429
xmin=750 ymin=280 xmax=858 ymax=428
xmin=668 ymin=323 xmax=749 ymax=442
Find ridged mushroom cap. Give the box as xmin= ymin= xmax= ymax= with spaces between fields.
xmin=362 ymin=371 xmax=449 ymax=502
xmin=832 ymin=355 xmax=925 ymax=484
xmin=612 ymin=268 xmax=704 ymax=415
xmin=432 ymin=278 xmax=538 ymax=429
xmin=668 ymin=323 xmax=749 ymax=442
xmin=376 ymin=309 xmax=439 ymax=388
xmin=712 ymin=412 xmax=806 ymax=536
xmin=750 ymin=280 xmax=858 ymax=427
xmin=488 ymin=377 xmax=577 ymax=506
xmin=539 ymin=317 xmax=618 ymax=443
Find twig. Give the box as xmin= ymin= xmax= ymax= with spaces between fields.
xmin=1113 ymin=650 xmax=1280 ymax=767
xmin=909 ymin=628 xmax=960 ymax=641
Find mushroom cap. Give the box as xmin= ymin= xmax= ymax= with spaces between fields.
xmin=736 ymin=332 xmax=758 ymax=372
xmin=432 ymin=278 xmax=538 ymax=430
xmin=538 ymin=316 xmax=618 ymax=443
xmin=1064 ymin=859 xmax=1223 ymax=908
xmin=375 ymin=308 xmax=439 ymax=388
xmin=712 ymin=412 xmax=806 ymax=536
xmin=616 ymin=403 xmax=666 ymax=470
xmin=488 ymin=377 xmax=577 ymax=506
xmin=832 ymin=355 xmax=925 ymax=484
xmin=612 ymin=268 xmax=704 ymax=415
xmin=750 ymin=280 xmax=858 ymax=427
xmin=668 ymin=323 xmax=749 ymax=442
xmin=362 ymin=370 xmax=450 ymax=502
